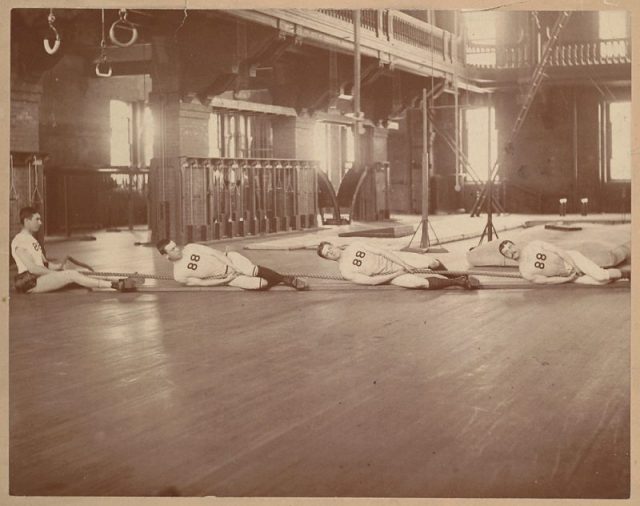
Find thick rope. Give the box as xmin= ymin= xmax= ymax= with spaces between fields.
xmin=107 ymin=281 xmax=629 ymax=293
xmin=280 ymin=269 xmax=522 ymax=279
xmin=79 ymin=268 xmax=523 ymax=281
xmin=81 ymin=271 xmax=174 ymax=280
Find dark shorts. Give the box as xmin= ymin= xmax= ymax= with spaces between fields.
xmin=14 ymin=272 xmax=38 ymax=293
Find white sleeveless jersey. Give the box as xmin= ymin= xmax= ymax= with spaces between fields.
xmin=339 ymin=243 xmax=399 ymax=279
xmin=519 ymin=240 xmax=573 ymax=279
xmin=173 ymin=244 xmax=228 ymax=283
xmin=11 ymin=230 xmax=46 ymax=274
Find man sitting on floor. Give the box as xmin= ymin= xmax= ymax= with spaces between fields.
xmin=11 ymin=206 xmax=137 ymax=293
xmin=156 ymin=239 xmax=309 ymax=290
xmin=316 ymin=241 xmax=479 ymax=290
xmin=498 ymin=239 xmax=631 ymax=285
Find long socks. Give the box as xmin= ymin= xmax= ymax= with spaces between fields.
xmin=424 ymin=276 xmax=468 ymax=290
xmin=255 ymin=266 xmax=284 ymax=290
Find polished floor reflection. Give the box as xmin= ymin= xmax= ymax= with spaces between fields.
xmin=9 ymin=226 xmax=630 ymax=498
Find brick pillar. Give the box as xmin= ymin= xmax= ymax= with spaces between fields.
xmin=272 ymin=113 xmax=318 ymax=228
xmin=148 ymin=91 xmax=182 ymax=243
xmin=148 ymin=34 xmax=184 ymax=244
xmin=272 ymin=117 xmax=296 ymax=158
xmin=11 ymin=77 xmax=41 ymax=152
xmin=272 ymin=113 xmax=317 ymax=160
xmin=371 ymin=125 xmax=389 ymax=164
xmin=371 ymin=125 xmax=390 ymax=219
xmin=180 ymin=102 xmax=211 ymax=158
xmin=10 ymin=76 xmax=44 ymax=241
xmin=293 ymin=113 xmax=317 ymax=160
xmin=149 ymin=94 xmax=214 ymax=244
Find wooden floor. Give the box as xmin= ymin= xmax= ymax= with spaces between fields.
xmin=9 ymin=227 xmax=631 ymax=498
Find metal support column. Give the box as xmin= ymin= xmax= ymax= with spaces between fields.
xmin=420 ymin=88 xmax=430 ymax=248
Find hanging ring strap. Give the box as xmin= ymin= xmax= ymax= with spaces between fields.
xmin=43 ymin=10 xmax=61 ymax=55
xmin=109 ymin=9 xmax=138 ymax=47
xmin=96 ymin=64 xmax=113 ymax=77
xmin=96 ymin=54 xmax=113 ymax=77
xmin=96 ymin=10 xmax=112 ymax=77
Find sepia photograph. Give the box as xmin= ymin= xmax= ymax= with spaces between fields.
xmin=3 ymin=0 xmax=636 ymax=503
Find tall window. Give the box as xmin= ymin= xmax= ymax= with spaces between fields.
xmin=143 ymin=105 xmax=154 ymax=167
xmin=226 ymin=115 xmax=237 ymax=156
xmin=463 ymin=11 xmax=497 ymax=66
xmin=208 ymin=113 xmax=223 ymax=158
xmin=313 ymin=122 xmax=355 ymax=185
xmin=464 ymin=106 xmax=497 ymax=181
xmin=607 ymin=101 xmax=631 ymax=181
xmin=110 ymin=100 xmax=132 ymax=167
xmin=249 ymin=116 xmax=274 ymax=158
xmin=209 ymin=111 xmax=274 ymax=158
xmin=110 ymin=100 xmax=153 ymax=168
xmin=314 ymin=122 xmax=331 ymax=178
xmin=599 ymin=11 xmax=628 ymax=59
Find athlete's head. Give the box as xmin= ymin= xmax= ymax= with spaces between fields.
xmin=156 ymin=239 xmax=182 ymax=261
xmin=317 ymin=241 xmax=341 ymax=261
xmin=498 ymin=240 xmax=519 ymax=260
xmin=19 ymin=206 xmax=42 ymax=234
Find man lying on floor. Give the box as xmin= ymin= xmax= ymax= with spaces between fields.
xmin=498 ymin=239 xmax=631 ymax=285
xmin=11 ymin=206 xmax=138 ymax=293
xmin=156 ymin=239 xmax=309 ymax=290
xmin=317 ymin=241 xmax=479 ymax=290
xmin=468 ymin=236 xmax=631 ymax=269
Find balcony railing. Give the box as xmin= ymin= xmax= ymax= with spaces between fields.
xmin=232 ymin=9 xmax=629 ymax=87
xmin=317 ymin=9 xmax=455 ymax=59
xmin=237 ymin=9 xmax=459 ymax=75
xmin=549 ymin=38 xmax=631 ymax=66
xmin=318 ymin=9 xmax=379 ymax=32
xmin=392 ymin=12 xmax=448 ymax=56
xmin=466 ymin=37 xmax=631 ymax=69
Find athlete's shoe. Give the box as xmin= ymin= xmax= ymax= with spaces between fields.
xmin=112 ymin=277 xmax=144 ymax=292
xmin=463 ymin=275 xmax=481 ymax=290
xmin=283 ymin=276 xmax=310 ymax=291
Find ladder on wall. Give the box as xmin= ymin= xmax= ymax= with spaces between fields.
xmin=469 ymin=11 xmax=572 ymax=218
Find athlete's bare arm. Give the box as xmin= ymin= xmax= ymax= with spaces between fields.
xmin=14 ymin=247 xmax=53 ymax=276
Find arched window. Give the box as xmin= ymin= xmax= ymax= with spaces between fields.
xmin=110 ymin=100 xmax=132 ymax=167
xmin=463 ymin=106 xmax=497 ymax=181
xmin=599 ymin=11 xmax=628 ymax=59
xmin=463 ymin=11 xmax=497 ymax=67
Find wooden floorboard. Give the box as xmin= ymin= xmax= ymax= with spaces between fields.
xmin=8 ymin=229 xmax=631 ymax=498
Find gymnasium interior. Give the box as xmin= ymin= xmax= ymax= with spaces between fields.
xmin=7 ymin=7 xmax=634 ymax=499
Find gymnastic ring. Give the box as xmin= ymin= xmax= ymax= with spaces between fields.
xmin=109 ymin=19 xmax=138 ymax=47
xmin=96 ymin=60 xmax=113 ymax=78
xmin=43 ymin=25 xmax=61 ymax=55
